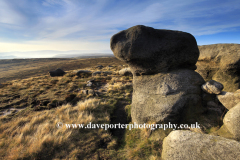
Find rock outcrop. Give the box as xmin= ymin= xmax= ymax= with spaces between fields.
xmin=162 ymin=130 xmax=240 ymax=160
xmin=196 ymin=43 xmax=240 ymax=92
xmin=111 ymin=25 xmax=205 ymax=124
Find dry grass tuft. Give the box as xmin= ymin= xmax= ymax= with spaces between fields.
xmin=0 ymin=98 xmax=116 ymax=159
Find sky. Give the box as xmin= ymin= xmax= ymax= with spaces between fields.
xmin=0 ymin=0 xmax=239 ymax=59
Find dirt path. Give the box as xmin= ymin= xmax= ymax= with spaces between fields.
xmin=110 ymin=101 xmax=128 ymax=141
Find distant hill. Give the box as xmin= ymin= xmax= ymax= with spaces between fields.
xmin=52 ymin=53 xmax=114 ymax=58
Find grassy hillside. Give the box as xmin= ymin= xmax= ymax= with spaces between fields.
xmin=0 ymin=62 xmax=167 ymax=159
xmin=0 ymin=56 xmax=226 ymax=159
xmin=0 ymin=57 xmax=124 ymax=83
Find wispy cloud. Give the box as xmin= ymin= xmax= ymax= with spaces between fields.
xmin=0 ymin=0 xmax=239 ymax=58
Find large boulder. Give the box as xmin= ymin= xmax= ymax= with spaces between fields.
xmin=223 ymin=102 xmax=240 ymax=140
xmin=131 ymin=69 xmax=205 ymax=124
xmin=49 ymin=68 xmax=65 ymax=77
xmin=162 ymin=130 xmax=240 ymax=160
xmin=110 ymin=25 xmax=199 ymax=75
xmin=196 ymin=43 xmax=240 ymax=92
xmin=217 ymin=90 xmax=240 ymax=110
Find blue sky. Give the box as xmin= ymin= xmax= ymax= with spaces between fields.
xmin=0 ymin=0 xmax=239 ymax=58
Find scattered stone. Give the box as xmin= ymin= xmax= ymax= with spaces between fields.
xmin=196 ymin=43 xmax=240 ymax=92
xmin=81 ymin=90 xmax=88 ymax=95
xmin=74 ymin=70 xmax=92 ymax=77
xmin=162 ymin=130 xmax=240 ymax=160
xmin=217 ymin=91 xmax=240 ymax=110
xmin=223 ymin=102 xmax=240 ymax=140
xmin=119 ymin=68 xmax=132 ymax=76
xmin=96 ymin=65 xmax=103 ymax=69
xmin=111 ymin=25 xmax=199 ymax=75
xmin=201 ymin=80 xmax=223 ymax=94
xmin=86 ymin=82 xmax=93 ymax=87
xmin=81 ymin=89 xmax=97 ymax=96
xmin=92 ymin=71 xmax=112 ymax=76
xmin=49 ymin=68 xmax=65 ymax=77
xmin=88 ymin=89 xmax=95 ymax=95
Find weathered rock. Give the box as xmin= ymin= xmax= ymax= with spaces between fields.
xmin=96 ymin=65 xmax=103 ymax=69
xmin=196 ymin=43 xmax=240 ymax=92
xmin=162 ymin=130 xmax=240 ymax=160
xmin=74 ymin=70 xmax=92 ymax=77
xmin=131 ymin=69 xmax=205 ymax=124
xmin=81 ymin=89 xmax=96 ymax=96
xmin=223 ymin=102 xmax=240 ymax=140
xmin=92 ymin=71 xmax=112 ymax=76
xmin=119 ymin=68 xmax=132 ymax=76
xmin=49 ymin=68 xmax=65 ymax=77
xmin=110 ymin=25 xmax=199 ymax=75
xmin=201 ymin=80 xmax=223 ymax=94
xmin=81 ymin=90 xmax=88 ymax=95
xmin=217 ymin=90 xmax=240 ymax=110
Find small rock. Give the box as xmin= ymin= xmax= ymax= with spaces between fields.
xmin=96 ymin=65 xmax=103 ymax=69
xmin=73 ymin=70 xmax=92 ymax=77
xmin=49 ymin=68 xmax=65 ymax=77
xmin=81 ymin=90 xmax=88 ymax=95
xmin=86 ymin=82 xmax=93 ymax=87
xmin=92 ymin=71 xmax=112 ymax=76
xmin=201 ymin=80 xmax=224 ymax=94
xmin=88 ymin=89 xmax=95 ymax=95
xmin=119 ymin=68 xmax=132 ymax=76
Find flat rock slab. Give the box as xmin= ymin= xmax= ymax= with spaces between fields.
xmin=110 ymin=25 xmax=199 ymax=75
xmin=162 ymin=130 xmax=240 ymax=160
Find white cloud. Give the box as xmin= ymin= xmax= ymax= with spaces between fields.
xmin=0 ymin=0 xmax=239 ymax=57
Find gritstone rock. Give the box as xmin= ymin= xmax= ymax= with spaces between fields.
xmin=110 ymin=25 xmax=199 ymax=75
xmin=201 ymin=80 xmax=224 ymax=94
xmin=162 ymin=130 xmax=240 ymax=160
xmin=111 ymin=25 xmax=205 ymax=124
xmin=49 ymin=68 xmax=65 ymax=77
